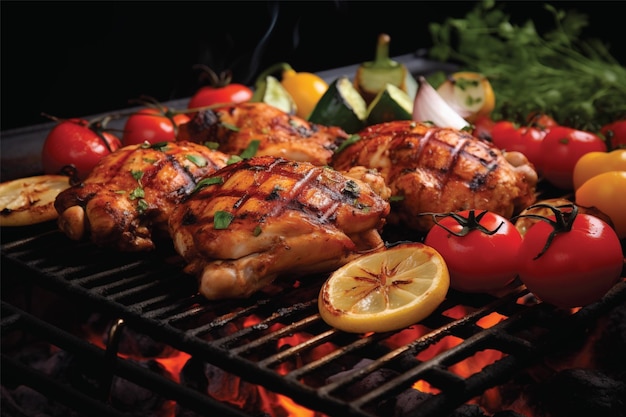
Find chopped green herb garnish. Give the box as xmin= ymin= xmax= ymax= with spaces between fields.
xmin=342 ymin=180 xmax=361 ymax=198
xmin=187 ymin=154 xmax=207 ymax=167
xmin=137 ymin=199 xmax=149 ymax=214
xmin=389 ymin=195 xmax=405 ymax=202
xmin=203 ymin=141 xmax=220 ymax=150
xmin=129 ymin=186 xmax=145 ymax=200
xmin=227 ymin=155 xmax=243 ymax=165
xmin=253 ymin=225 xmax=262 ymax=236
xmin=149 ymin=141 xmax=170 ymax=151
xmin=239 ymin=140 xmax=260 ymax=159
xmin=335 ymin=134 xmax=361 ymax=154
xmin=221 ymin=122 xmax=240 ymax=132
xmin=192 ymin=176 xmax=224 ymax=193
xmin=131 ymin=170 xmax=144 ymax=181
xmin=214 ymin=211 xmax=234 ymax=229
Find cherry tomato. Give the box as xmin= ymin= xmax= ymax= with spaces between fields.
xmin=471 ymin=115 xmax=495 ymax=141
xmin=122 ymin=108 xmax=190 ymax=145
xmin=490 ymin=121 xmax=549 ymax=173
xmin=526 ymin=112 xmax=558 ymax=130
xmin=41 ymin=119 xmax=122 ymax=180
xmin=517 ymin=205 xmax=623 ymax=308
xmin=600 ymin=120 xmax=626 ymax=150
xmin=540 ymin=126 xmax=607 ymax=190
xmin=424 ymin=210 xmax=523 ymax=293
xmin=188 ymin=83 xmax=253 ymax=111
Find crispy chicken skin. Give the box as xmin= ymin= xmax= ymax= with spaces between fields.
xmin=177 ymin=102 xmax=350 ymax=166
xmin=168 ymin=155 xmax=390 ymax=300
xmin=54 ymin=141 xmax=229 ymax=252
xmin=332 ymin=121 xmax=538 ymax=233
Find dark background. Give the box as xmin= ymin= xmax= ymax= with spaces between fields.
xmin=1 ymin=1 xmax=622 ymax=131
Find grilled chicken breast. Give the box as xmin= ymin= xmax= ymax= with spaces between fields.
xmin=54 ymin=141 xmax=229 ymax=251
xmin=177 ymin=102 xmax=350 ymax=166
xmin=168 ymin=155 xmax=390 ymax=300
xmin=332 ymin=121 xmax=538 ymax=233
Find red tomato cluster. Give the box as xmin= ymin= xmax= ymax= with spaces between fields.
xmin=424 ymin=208 xmax=623 ymax=309
xmin=483 ymin=114 xmax=622 ymax=190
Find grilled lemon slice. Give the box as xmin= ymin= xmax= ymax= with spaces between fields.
xmin=318 ymin=242 xmax=450 ymax=333
xmin=0 ymin=175 xmax=71 ymax=226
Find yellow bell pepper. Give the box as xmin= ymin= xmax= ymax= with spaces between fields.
xmin=572 ymin=149 xmax=626 ymax=190
xmin=254 ymin=63 xmax=328 ymax=119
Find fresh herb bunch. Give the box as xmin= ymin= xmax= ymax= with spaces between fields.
xmin=428 ymin=0 xmax=626 ymax=131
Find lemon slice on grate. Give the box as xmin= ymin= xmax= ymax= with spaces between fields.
xmin=318 ymin=243 xmax=450 ymax=333
xmin=436 ymin=71 xmax=495 ymax=122
xmin=0 ymin=175 xmax=71 ymax=227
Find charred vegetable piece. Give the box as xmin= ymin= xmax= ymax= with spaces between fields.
xmin=354 ymin=33 xmax=417 ymax=105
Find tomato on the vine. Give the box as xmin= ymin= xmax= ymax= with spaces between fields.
xmin=122 ymin=108 xmax=190 ymax=145
xmin=517 ymin=204 xmax=623 ymax=308
xmin=490 ymin=120 xmax=549 ymax=173
xmin=600 ymin=119 xmax=626 ymax=150
xmin=188 ymin=65 xmax=252 ymax=111
xmin=41 ymin=118 xmax=122 ymax=180
xmin=540 ymin=126 xmax=607 ymax=190
xmin=423 ymin=210 xmax=523 ymax=293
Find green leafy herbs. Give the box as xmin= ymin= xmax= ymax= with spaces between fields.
xmin=227 ymin=140 xmax=261 ymax=164
xmin=428 ymin=0 xmax=626 ymax=130
xmin=186 ymin=154 xmax=207 ymax=167
xmin=192 ymin=176 xmax=224 ymax=194
xmin=214 ymin=210 xmax=234 ymax=229
xmin=127 ymin=169 xmax=148 ymax=214
xmin=335 ymin=134 xmax=361 ymax=154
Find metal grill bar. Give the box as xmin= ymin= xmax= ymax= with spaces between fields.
xmin=3 ymin=223 xmax=625 ymax=417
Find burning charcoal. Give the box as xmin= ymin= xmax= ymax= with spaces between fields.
xmin=528 ymin=368 xmax=626 ymax=417
xmin=593 ymin=302 xmax=626 ymax=377
xmin=179 ymin=356 xmax=266 ymax=414
xmin=1 ymin=385 xmax=80 ymax=417
xmin=109 ymin=359 xmax=175 ymax=417
xmin=492 ymin=412 xmax=527 ymax=417
xmin=387 ymin=389 xmax=431 ymax=416
xmin=326 ymin=358 xmax=402 ymax=400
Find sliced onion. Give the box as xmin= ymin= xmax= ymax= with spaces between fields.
xmin=412 ymin=76 xmax=470 ymax=130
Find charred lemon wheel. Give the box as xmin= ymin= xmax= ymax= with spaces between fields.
xmin=318 ymin=243 xmax=450 ymax=333
xmin=436 ymin=71 xmax=495 ymax=122
xmin=0 ymin=175 xmax=71 ymax=227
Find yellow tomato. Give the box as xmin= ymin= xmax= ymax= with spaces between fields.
xmin=572 ymin=149 xmax=626 ymax=190
xmin=575 ymin=171 xmax=626 ymax=239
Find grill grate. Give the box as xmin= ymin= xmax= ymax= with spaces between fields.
xmin=2 ymin=222 xmax=625 ymax=417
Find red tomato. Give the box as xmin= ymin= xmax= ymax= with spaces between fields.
xmin=600 ymin=119 xmax=626 ymax=150
xmin=517 ymin=207 xmax=623 ymax=308
xmin=526 ymin=112 xmax=558 ymax=130
xmin=424 ymin=210 xmax=523 ymax=293
xmin=122 ymin=108 xmax=190 ymax=145
xmin=41 ymin=119 xmax=122 ymax=180
xmin=491 ymin=120 xmax=549 ymax=172
xmin=188 ymin=83 xmax=253 ymax=111
xmin=471 ymin=115 xmax=495 ymax=141
xmin=540 ymin=126 xmax=607 ymax=190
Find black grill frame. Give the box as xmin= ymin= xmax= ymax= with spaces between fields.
xmin=3 ymin=222 xmax=625 ymax=417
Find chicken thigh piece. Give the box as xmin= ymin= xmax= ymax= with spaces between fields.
xmin=54 ymin=141 xmax=229 ymax=251
xmin=168 ymin=155 xmax=390 ymax=300
xmin=332 ymin=121 xmax=538 ymax=233
xmin=176 ymin=102 xmax=351 ymax=166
